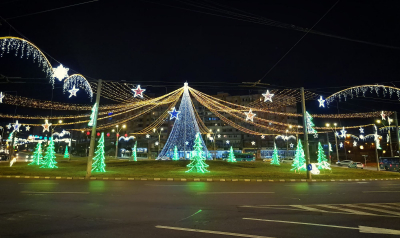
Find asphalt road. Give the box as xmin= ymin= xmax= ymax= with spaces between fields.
xmin=1 ymin=178 xmax=400 ymax=238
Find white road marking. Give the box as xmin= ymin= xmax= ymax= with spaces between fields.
xmin=291 ymin=205 xmax=329 ymax=213
xmin=317 ymin=204 xmax=376 ymax=216
xmin=198 ymin=192 xmax=275 ymax=194
xmin=21 ymin=191 xmax=89 ymax=194
xmin=18 ymin=183 xmax=59 ymax=184
xmin=363 ymin=191 xmax=400 ymax=193
xmin=155 ymin=225 xmax=274 ymax=238
xmin=359 ymin=226 xmax=400 ymax=235
xmin=343 ymin=204 xmax=400 ymax=216
xmin=243 ymin=218 xmax=357 ymax=230
xmin=367 ymin=204 xmax=400 ymax=211
xmin=145 ymin=184 xmax=201 ymax=186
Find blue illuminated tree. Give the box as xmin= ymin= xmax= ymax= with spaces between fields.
xmin=158 ymin=83 xmax=209 ymax=159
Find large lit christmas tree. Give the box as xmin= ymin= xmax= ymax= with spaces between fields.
xmin=291 ymin=139 xmax=306 ymax=172
xmin=64 ymin=146 xmax=70 ymax=159
xmin=158 ymin=83 xmax=209 ymax=160
xmin=41 ymin=137 xmax=58 ymax=169
xmin=131 ymin=141 xmax=137 ymax=161
xmin=172 ymin=145 xmax=179 ymax=161
xmin=226 ymin=146 xmax=236 ymax=162
xmin=28 ymin=143 xmax=43 ymax=166
xmin=186 ymin=133 xmax=210 ymax=173
xmin=317 ymin=142 xmax=331 ymax=170
xmin=92 ymin=132 xmax=106 ymax=172
xmin=306 ymin=111 xmax=317 ymax=134
xmin=270 ymin=143 xmax=280 ymax=165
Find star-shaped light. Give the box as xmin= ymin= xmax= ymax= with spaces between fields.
xmin=262 ymin=90 xmax=274 ymax=102
xmin=359 ymin=135 xmax=365 ymax=140
xmin=313 ymin=133 xmax=318 ymax=138
xmin=68 ymin=86 xmax=79 ymax=98
xmin=353 ymin=141 xmax=357 ymax=147
xmin=12 ymin=120 xmax=20 ymax=132
xmin=381 ymin=111 xmax=386 ymax=120
xmin=217 ymin=134 xmax=221 ymax=138
xmin=251 ymin=141 xmax=256 ymax=146
xmin=53 ymin=64 xmax=69 ymax=81
xmin=0 ymin=92 xmax=4 ymax=103
xmin=25 ymin=125 xmax=30 ymax=131
xmin=317 ymin=96 xmax=325 ymax=108
xmin=54 ymin=138 xmax=59 ymax=143
xmin=42 ymin=119 xmax=52 ymax=132
xmin=261 ymin=135 xmax=265 ymax=139
xmin=185 ymin=141 xmax=189 ymax=145
xmin=6 ymin=123 xmax=11 ymax=129
xmin=226 ymin=140 xmax=230 ymax=144
xmin=146 ymin=134 xmax=150 ymax=138
xmin=335 ymin=131 xmax=339 ymax=137
xmin=340 ymin=127 xmax=347 ymax=138
xmin=209 ymin=137 xmax=214 ymax=141
xmin=244 ymin=109 xmax=256 ymax=122
xmin=359 ymin=127 xmax=364 ymax=134
xmin=290 ymin=143 xmax=294 ymax=148
xmin=132 ymin=85 xmax=146 ymax=98
xmin=339 ymin=142 xmax=343 ymax=148
xmin=168 ymin=107 xmax=181 ymax=120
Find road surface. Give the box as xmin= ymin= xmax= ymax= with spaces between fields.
xmin=1 ymin=178 xmax=400 ymax=237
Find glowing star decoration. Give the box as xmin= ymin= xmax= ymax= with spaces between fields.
xmin=245 ymin=109 xmax=256 ymax=122
xmin=132 ymin=85 xmax=146 ymax=98
xmin=53 ymin=64 xmax=69 ymax=81
xmin=168 ymin=107 xmax=181 ymax=120
xmin=313 ymin=133 xmax=318 ymax=138
xmin=68 ymin=86 xmax=79 ymax=98
xmin=185 ymin=141 xmax=189 ymax=145
xmin=6 ymin=123 xmax=11 ymax=129
xmin=12 ymin=120 xmax=20 ymax=132
xmin=209 ymin=137 xmax=214 ymax=141
xmin=360 ymin=135 xmax=365 ymax=140
xmin=226 ymin=140 xmax=230 ymax=144
xmin=340 ymin=127 xmax=347 ymax=138
xmin=251 ymin=141 xmax=256 ymax=146
xmin=25 ymin=125 xmax=30 ymax=131
xmin=335 ymin=131 xmax=339 ymax=137
xmin=318 ymin=96 xmax=325 ymax=107
xmin=42 ymin=119 xmax=51 ymax=132
xmin=146 ymin=134 xmax=150 ymax=138
xmin=261 ymin=135 xmax=265 ymax=139
xmin=290 ymin=143 xmax=294 ymax=148
xmin=262 ymin=90 xmax=274 ymax=102
xmin=339 ymin=142 xmax=343 ymax=148
xmin=0 ymin=92 xmax=4 ymax=103
xmin=381 ymin=111 xmax=386 ymax=120
xmin=359 ymin=127 xmax=364 ymax=134
xmin=217 ymin=134 xmax=221 ymax=138
xmin=353 ymin=141 xmax=357 ymax=147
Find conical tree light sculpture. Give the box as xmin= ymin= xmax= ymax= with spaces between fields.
xmin=131 ymin=141 xmax=137 ymax=161
xmin=172 ymin=145 xmax=179 ymax=161
xmin=64 ymin=145 xmax=70 ymax=159
xmin=270 ymin=143 xmax=280 ymax=165
xmin=186 ymin=133 xmax=210 ymax=173
xmin=40 ymin=137 xmax=58 ymax=169
xmin=226 ymin=146 xmax=236 ymax=162
xmin=317 ymin=142 xmax=331 ymax=170
xmin=291 ymin=139 xmax=306 ymax=172
xmin=91 ymin=132 xmax=106 ymax=172
xmin=28 ymin=143 xmax=43 ymax=166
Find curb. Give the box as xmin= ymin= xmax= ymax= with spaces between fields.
xmin=0 ymin=175 xmax=399 ymax=182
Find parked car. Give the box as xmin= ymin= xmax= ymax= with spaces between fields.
xmin=379 ymin=157 xmax=400 ymax=171
xmin=336 ymin=160 xmax=353 ymax=166
xmin=281 ymin=158 xmax=294 ymax=163
xmin=348 ymin=162 xmax=364 ymax=169
xmin=263 ymin=158 xmax=272 ymax=162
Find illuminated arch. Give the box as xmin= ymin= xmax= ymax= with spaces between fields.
xmin=0 ymin=36 xmax=54 ymax=84
xmin=63 ymin=74 xmax=93 ymax=99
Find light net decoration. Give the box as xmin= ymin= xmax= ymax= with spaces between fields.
xmin=157 ymin=83 xmax=209 ymax=160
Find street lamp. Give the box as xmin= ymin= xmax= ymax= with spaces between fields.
xmin=326 ymin=123 xmax=339 ymax=164
xmin=114 ymin=124 xmax=127 ymax=159
xmin=153 ymin=127 xmax=164 ymax=156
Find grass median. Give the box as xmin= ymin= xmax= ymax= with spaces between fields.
xmin=1 ymin=155 xmax=399 ymax=180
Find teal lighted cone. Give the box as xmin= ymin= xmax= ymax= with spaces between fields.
xmin=131 ymin=141 xmax=137 ymax=161
xmin=40 ymin=137 xmax=58 ymax=168
xmin=64 ymin=145 xmax=70 ymax=159
xmin=226 ymin=146 xmax=236 ymax=162
xmin=28 ymin=143 xmax=43 ymax=166
xmin=172 ymin=145 xmax=179 ymax=161
xmin=186 ymin=133 xmax=209 ymax=173
xmin=270 ymin=143 xmax=280 ymax=165
xmin=291 ymin=139 xmax=306 ymax=172
xmin=317 ymin=142 xmax=331 ymax=170
xmin=92 ymin=132 xmax=106 ymax=172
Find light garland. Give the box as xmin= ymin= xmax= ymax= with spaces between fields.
xmin=64 ymin=74 xmax=93 ymax=100
xmin=0 ymin=92 xmax=4 ymax=103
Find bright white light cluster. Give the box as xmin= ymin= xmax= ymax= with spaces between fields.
xmin=118 ymin=136 xmax=135 ymax=141
xmin=275 ymin=135 xmax=296 ymax=141
xmin=53 ymin=64 xmax=69 ymax=81
xmin=157 ymin=83 xmax=210 ymax=160
xmin=63 ymin=74 xmax=93 ymax=100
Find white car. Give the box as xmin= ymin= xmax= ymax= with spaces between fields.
xmin=281 ymin=158 xmax=294 ymax=163
xmin=336 ymin=160 xmax=353 ymax=166
xmin=348 ymin=162 xmax=364 ymax=169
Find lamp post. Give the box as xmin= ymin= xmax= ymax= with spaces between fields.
xmin=376 ymin=119 xmax=394 ymax=157
xmin=153 ymin=127 xmax=163 ymax=156
xmin=208 ymin=128 xmax=219 ymax=159
xmin=113 ymin=124 xmax=126 ymax=159
xmin=326 ymin=123 xmax=339 ymax=163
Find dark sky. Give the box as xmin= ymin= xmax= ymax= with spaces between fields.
xmin=0 ymin=0 xmax=399 ymax=113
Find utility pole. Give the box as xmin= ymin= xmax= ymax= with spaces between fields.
xmin=86 ymin=79 xmax=102 ymax=179
xmin=326 ymin=132 xmax=331 ymax=164
xmin=395 ymin=111 xmax=400 ymax=156
xmin=300 ymin=87 xmax=311 ymax=179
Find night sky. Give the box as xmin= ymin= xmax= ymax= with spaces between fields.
xmin=0 ymin=0 xmax=399 ymax=114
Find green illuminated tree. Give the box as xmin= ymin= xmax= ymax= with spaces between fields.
xmin=317 ymin=142 xmax=331 ymax=170
xmin=227 ymin=146 xmax=236 ymax=162
xmin=92 ymin=132 xmax=106 ymax=172
xmin=306 ymin=111 xmax=317 ymax=134
xmin=28 ymin=143 xmax=43 ymax=166
xmin=172 ymin=145 xmax=179 ymax=161
xmin=270 ymin=143 xmax=280 ymax=165
xmin=186 ymin=133 xmax=209 ymax=173
xmin=64 ymin=146 xmax=70 ymax=159
xmin=40 ymin=137 xmax=58 ymax=169
xmin=88 ymin=103 xmax=97 ymax=127
xmin=291 ymin=139 xmax=306 ymax=172
xmin=131 ymin=141 xmax=137 ymax=161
